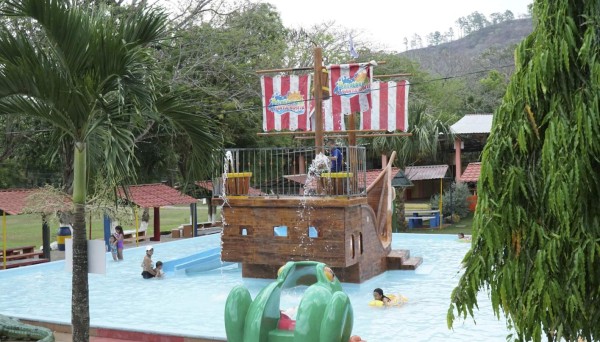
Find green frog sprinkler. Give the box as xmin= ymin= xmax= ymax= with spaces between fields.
xmin=225 ymin=261 xmax=362 ymax=342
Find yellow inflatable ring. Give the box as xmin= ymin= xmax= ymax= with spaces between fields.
xmin=369 ymin=294 xmax=408 ymax=306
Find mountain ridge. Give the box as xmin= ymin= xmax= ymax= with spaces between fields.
xmin=402 ymin=18 xmax=534 ymax=77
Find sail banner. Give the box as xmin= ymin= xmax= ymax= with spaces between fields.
xmin=261 ymin=74 xmax=312 ymax=131
xmin=361 ymin=80 xmax=409 ymax=132
xmin=327 ymin=63 xmax=372 ymax=116
xmin=321 ymin=98 xmax=345 ymax=131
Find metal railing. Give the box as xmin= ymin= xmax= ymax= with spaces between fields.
xmin=212 ymin=146 xmax=367 ymax=197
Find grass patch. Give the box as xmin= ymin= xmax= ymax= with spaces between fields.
xmin=0 ymin=205 xmax=218 ymax=249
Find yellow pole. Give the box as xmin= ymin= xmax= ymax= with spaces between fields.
xmin=2 ymin=211 xmax=6 ymax=269
xmin=134 ymin=207 xmax=140 ymax=247
xmin=439 ymin=178 xmax=443 ymax=215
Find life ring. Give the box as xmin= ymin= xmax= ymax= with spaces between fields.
xmin=369 ymin=294 xmax=408 ymax=307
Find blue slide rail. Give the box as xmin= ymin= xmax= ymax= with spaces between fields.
xmin=162 ymin=247 xmax=234 ymax=274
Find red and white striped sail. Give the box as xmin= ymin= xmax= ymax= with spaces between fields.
xmin=361 ymin=80 xmax=409 ymax=132
xmin=321 ymin=98 xmax=346 ymax=131
xmin=328 ymin=63 xmax=372 ymax=116
xmin=261 ymin=74 xmax=312 ymax=131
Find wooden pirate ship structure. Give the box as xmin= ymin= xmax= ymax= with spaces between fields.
xmin=216 ymin=48 xmax=422 ymax=283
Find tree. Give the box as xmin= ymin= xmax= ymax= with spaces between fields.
xmin=448 ymin=1 xmax=600 ymax=341
xmin=503 ymin=9 xmax=514 ymax=21
xmin=0 ymin=1 xmax=219 ymax=340
xmin=490 ymin=12 xmax=504 ymax=25
xmin=444 ymin=27 xmax=454 ymax=42
xmin=426 ymin=31 xmax=443 ymax=46
xmin=466 ymin=11 xmax=489 ymax=31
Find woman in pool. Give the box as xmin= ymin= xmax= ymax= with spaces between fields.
xmin=372 ymin=288 xmax=392 ymax=306
xmin=141 ymin=246 xmax=158 ymax=279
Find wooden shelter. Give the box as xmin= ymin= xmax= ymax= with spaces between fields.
xmin=0 ymin=188 xmax=70 ymax=268
xmin=117 ymin=184 xmax=198 ymax=241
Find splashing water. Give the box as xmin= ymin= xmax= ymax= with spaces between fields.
xmin=219 ymin=151 xmax=235 ymax=226
xmin=295 ymin=152 xmax=332 ymax=254
xmin=303 ymin=152 xmax=330 ymax=198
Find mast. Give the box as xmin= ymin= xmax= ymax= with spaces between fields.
xmin=313 ymin=47 xmax=324 ymax=153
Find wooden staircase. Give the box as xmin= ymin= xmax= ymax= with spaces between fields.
xmin=386 ymin=249 xmax=423 ymax=270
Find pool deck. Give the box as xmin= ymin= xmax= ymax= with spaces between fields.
xmin=25 ymin=319 xmax=225 ymax=342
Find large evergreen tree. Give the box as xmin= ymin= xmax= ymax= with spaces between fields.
xmin=448 ymin=1 xmax=600 ymax=341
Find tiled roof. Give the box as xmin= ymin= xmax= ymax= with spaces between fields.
xmin=0 ymin=189 xmax=38 ymax=215
xmin=405 ymin=165 xmax=449 ymax=181
xmin=195 ymin=181 xmax=265 ymax=196
xmin=119 ymin=184 xmax=197 ymax=207
xmin=284 ymin=168 xmax=400 ymax=188
xmin=460 ymin=162 xmax=481 ymax=182
xmin=450 ymin=114 xmax=493 ymax=134
xmin=0 ymin=188 xmax=71 ymax=215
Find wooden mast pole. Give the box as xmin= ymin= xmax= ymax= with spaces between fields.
xmin=314 ymin=47 xmax=324 ymax=153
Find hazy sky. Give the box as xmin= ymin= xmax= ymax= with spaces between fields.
xmin=264 ymin=0 xmax=532 ymax=51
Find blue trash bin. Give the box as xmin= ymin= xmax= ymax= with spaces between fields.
xmin=57 ymin=226 xmax=71 ymax=251
xmin=430 ymin=211 xmax=440 ymax=228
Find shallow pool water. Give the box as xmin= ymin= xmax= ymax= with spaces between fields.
xmin=0 ymin=233 xmax=513 ymax=341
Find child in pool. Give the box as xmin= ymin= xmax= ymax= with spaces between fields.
xmin=373 ymin=288 xmax=392 ymax=305
xmin=154 ymin=260 xmax=164 ymax=278
xmin=109 ymin=235 xmax=118 ymax=261
xmin=458 ymin=232 xmax=472 ymax=241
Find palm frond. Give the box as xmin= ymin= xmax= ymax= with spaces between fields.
xmin=155 ymin=93 xmax=222 ymax=186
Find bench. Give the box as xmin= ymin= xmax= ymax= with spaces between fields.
xmin=0 ymin=246 xmax=36 ymax=257
xmin=171 ymin=222 xmax=223 ymax=238
xmin=405 ymin=210 xmax=441 ymax=228
xmin=4 ymin=252 xmax=44 ymax=261
xmin=123 ymin=221 xmax=149 ymax=244
xmin=1 ymin=246 xmax=48 ymax=270
xmin=123 ymin=230 xmax=149 ymax=244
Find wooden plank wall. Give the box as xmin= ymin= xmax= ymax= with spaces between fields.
xmin=220 ymin=197 xmax=391 ymax=283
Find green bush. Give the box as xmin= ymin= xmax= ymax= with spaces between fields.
xmin=430 ymin=182 xmax=470 ymax=218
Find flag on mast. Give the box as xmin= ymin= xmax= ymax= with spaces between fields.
xmin=361 ymin=80 xmax=410 ymax=132
xmin=261 ymin=74 xmax=312 ymax=131
xmin=327 ymin=63 xmax=372 ymax=117
xmin=349 ymin=36 xmax=359 ymax=59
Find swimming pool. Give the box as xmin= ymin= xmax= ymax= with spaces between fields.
xmin=0 ymin=234 xmax=513 ymax=341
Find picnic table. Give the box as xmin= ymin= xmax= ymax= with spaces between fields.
xmin=404 ymin=210 xmax=441 ymax=228
xmin=1 ymin=245 xmax=48 ymax=269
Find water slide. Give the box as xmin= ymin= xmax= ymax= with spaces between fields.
xmin=162 ymin=248 xmax=234 ymax=274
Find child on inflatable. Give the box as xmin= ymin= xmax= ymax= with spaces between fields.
xmin=370 ymin=288 xmax=408 ymax=307
xmin=372 ymin=288 xmax=391 ymax=306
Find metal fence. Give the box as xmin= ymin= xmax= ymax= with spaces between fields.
xmin=212 ymin=146 xmax=367 ymax=197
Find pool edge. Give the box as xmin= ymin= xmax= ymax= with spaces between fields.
xmin=20 ymin=319 xmax=227 ymax=342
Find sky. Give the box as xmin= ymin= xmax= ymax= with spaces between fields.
xmin=263 ymin=0 xmax=532 ymax=52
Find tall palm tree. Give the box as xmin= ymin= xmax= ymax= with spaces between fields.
xmin=0 ymin=1 xmax=219 ymax=340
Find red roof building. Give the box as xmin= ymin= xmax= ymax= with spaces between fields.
xmin=118 ymin=183 xmax=197 ymax=208
xmin=460 ymin=162 xmax=481 ymax=182
xmin=117 ymin=184 xmax=199 ymax=241
xmin=0 ymin=189 xmax=38 ymax=215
